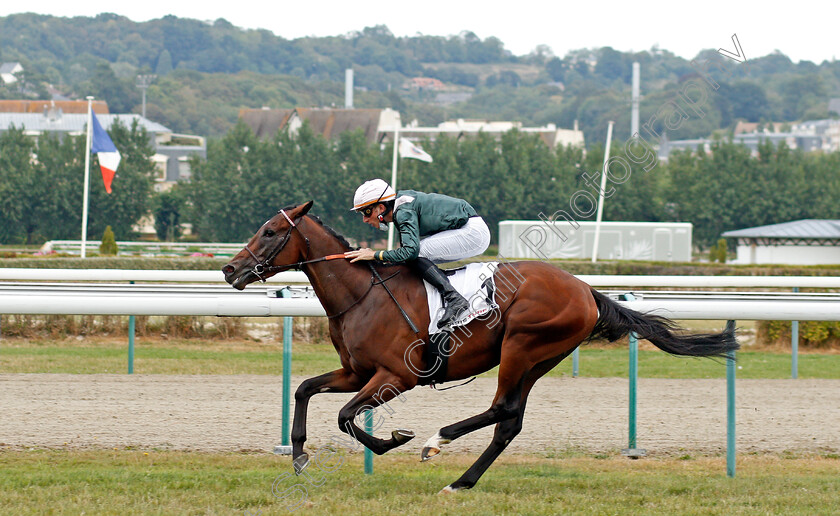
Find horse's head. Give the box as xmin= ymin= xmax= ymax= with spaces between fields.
xmin=222 ymin=200 xmax=314 ymax=290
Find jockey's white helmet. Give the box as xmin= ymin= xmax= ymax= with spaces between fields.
xmin=351 ymin=179 xmax=396 ymax=211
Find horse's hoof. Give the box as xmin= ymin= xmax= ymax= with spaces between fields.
xmin=292 ymin=453 xmax=310 ymax=475
xmin=392 ymin=429 xmax=415 ymax=445
xmin=420 ymin=432 xmax=450 ymax=462
xmin=438 ymin=485 xmax=459 ymax=495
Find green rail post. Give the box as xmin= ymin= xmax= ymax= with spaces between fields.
xmin=791 ymin=287 xmax=799 ymax=379
xmin=364 ymin=410 xmax=374 ymax=474
xmin=572 ymin=347 xmax=579 ymax=377
xmin=128 ymin=281 xmax=135 ymax=374
xmin=628 ymin=331 xmax=638 ymax=449
xmin=281 ymin=288 xmax=293 ymax=447
xmin=726 ymin=320 xmax=736 ymax=478
xmin=620 ymin=293 xmax=644 ymax=458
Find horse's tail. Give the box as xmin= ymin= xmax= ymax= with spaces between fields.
xmin=589 ymin=288 xmax=738 ymax=359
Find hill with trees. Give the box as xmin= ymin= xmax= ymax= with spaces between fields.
xmin=2 ymin=13 xmax=839 ymax=142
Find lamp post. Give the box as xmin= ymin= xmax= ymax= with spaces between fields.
xmin=135 ymin=74 xmax=157 ymax=118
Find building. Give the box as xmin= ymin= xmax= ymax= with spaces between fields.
xmin=398 ymin=118 xmax=585 ymax=149
xmin=0 ymin=62 xmax=23 ymax=84
xmin=240 ymin=107 xmax=585 ymax=149
xmin=402 ymin=77 xmax=447 ymax=91
xmin=722 ymin=219 xmax=840 ymax=265
xmin=499 ymin=220 xmax=692 ymax=262
xmin=0 ymin=101 xmax=205 ymax=192
xmin=658 ymin=118 xmax=840 ymax=160
xmin=239 ymin=107 xmax=386 ymax=144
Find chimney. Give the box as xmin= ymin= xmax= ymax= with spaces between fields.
xmin=631 ymin=62 xmax=640 ymax=136
xmin=345 ymin=69 xmax=354 ymax=109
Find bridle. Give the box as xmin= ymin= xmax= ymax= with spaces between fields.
xmin=242 ymin=209 xmax=343 ymax=282
xmin=240 ymin=208 xmax=418 ymax=333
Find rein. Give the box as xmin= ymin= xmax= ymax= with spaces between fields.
xmin=242 ymin=210 xmax=419 ymax=330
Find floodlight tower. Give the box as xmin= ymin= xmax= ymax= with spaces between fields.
xmin=136 ymin=74 xmax=157 ymax=119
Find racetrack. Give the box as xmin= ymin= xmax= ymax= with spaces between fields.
xmin=1 ymin=374 xmax=838 ymax=456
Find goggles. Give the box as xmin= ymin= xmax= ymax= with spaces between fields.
xmin=360 ymin=205 xmax=376 ymax=217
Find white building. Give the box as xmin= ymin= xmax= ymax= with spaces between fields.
xmin=722 ymin=220 xmax=840 ymax=265
xmin=0 ymin=62 xmax=23 ymax=84
xmin=499 ymin=220 xmax=692 ymax=262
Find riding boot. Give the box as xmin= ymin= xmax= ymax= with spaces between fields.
xmin=413 ymin=257 xmax=470 ymax=330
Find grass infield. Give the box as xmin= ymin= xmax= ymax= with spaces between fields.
xmin=0 ymin=450 xmax=837 ymax=515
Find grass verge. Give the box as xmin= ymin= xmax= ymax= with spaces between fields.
xmin=0 ymin=450 xmax=837 ymax=515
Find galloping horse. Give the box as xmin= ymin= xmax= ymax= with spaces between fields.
xmin=222 ymin=201 xmax=738 ymax=493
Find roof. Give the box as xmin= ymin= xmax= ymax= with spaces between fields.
xmin=296 ymin=108 xmax=382 ymax=142
xmin=828 ymin=98 xmax=840 ymax=116
xmin=0 ymin=100 xmax=109 ymax=114
xmin=238 ymin=108 xmax=294 ymax=139
xmin=239 ymin=108 xmax=383 ymax=143
xmin=0 ymin=62 xmax=21 ymax=74
xmin=722 ymin=220 xmax=840 ymax=239
xmin=0 ymin=113 xmax=171 ymax=134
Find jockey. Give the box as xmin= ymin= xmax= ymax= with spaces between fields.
xmin=345 ymin=178 xmax=491 ymax=330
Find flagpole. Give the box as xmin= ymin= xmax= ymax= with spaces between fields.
xmin=591 ymin=120 xmax=614 ymax=263
xmin=386 ymin=114 xmax=401 ymax=251
xmin=80 ymin=96 xmax=94 ymax=259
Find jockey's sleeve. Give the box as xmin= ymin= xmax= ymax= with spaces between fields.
xmin=381 ymin=209 xmax=420 ymax=263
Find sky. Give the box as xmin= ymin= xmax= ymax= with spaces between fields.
xmin=1 ymin=1 xmax=837 ymax=64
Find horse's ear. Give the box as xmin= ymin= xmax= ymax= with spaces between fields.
xmin=297 ymin=200 xmax=314 ymax=216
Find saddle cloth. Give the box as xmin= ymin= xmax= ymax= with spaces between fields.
xmin=424 ymin=261 xmax=499 ymax=335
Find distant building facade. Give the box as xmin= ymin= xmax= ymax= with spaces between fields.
xmin=0 ymin=62 xmax=23 ymax=84
xmin=240 ymin=107 xmax=585 ymax=149
xmin=0 ymin=100 xmax=205 ymax=192
xmin=722 ymin=219 xmax=840 ymax=265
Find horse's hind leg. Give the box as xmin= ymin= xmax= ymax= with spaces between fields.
xmin=421 ymin=346 xmax=536 ymax=461
xmin=425 ymin=347 xmax=575 ymax=492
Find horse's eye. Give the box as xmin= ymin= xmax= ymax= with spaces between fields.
xmin=264 ymin=228 xmax=275 ymax=237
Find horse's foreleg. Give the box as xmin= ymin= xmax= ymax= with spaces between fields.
xmin=291 ymin=368 xmax=363 ymax=474
xmin=335 ymin=372 xmax=416 ymax=455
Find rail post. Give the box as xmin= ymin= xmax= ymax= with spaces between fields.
xmin=621 ymin=293 xmax=645 ymax=458
xmin=791 ymin=287 xmax=799 ymax=379
xmin=281 ymin=288 xmax=293 ymax=448
xmin=726 ymin=320 xmax=736 ymax=478
xmin=572 ymin=347 xmax=579 ymax=377
xmin=128 ymin=281 xmax=135 ymax=374
xmin=364 ymin=410 xmax=374 ymax=474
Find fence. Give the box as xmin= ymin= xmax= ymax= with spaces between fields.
xmin=2 ymin=268 xmax=839 ymax=477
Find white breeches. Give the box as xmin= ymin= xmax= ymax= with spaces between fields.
xmin=418 ymin=217 xmax=491 ymax=264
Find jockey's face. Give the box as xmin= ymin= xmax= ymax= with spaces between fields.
xmin=361 ymin=203 xmax=390 ymax=229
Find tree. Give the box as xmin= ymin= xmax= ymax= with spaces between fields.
xmin=99 ymin=225 xmax=118 ymax=255
xmin=153 ymin=189 xmax=184 ymax=241
xmin=155 ymin=49 xmax=173 ymax=76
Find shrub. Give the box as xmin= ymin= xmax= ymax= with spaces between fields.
xmin=99 ymin=226 xmax=118 ymax=256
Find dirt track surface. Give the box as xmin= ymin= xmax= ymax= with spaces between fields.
xmin=1 ymin=374 xmax=838 ymax=456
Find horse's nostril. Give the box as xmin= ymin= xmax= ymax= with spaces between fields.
xmin=222 ymin=264 xmax=235 ymax=276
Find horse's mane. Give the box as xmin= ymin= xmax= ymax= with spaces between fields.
xmin=278 ymin=204 xmax=354 ymax=251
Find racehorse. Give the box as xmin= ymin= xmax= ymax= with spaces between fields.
xmin=222 ymin=201 xmax=738 ymax=493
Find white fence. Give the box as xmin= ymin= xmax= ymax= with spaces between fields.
xmin=1 ymin=269 xmax=839 ymax=319
xmin=40 ymin=240 xmax=247 ymax=258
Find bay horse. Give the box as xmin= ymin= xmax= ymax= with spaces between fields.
xmin=222 ymin=201 xmax=738 ymax=493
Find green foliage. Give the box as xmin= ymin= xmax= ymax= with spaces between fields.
xmin=709 ymin=239 xmax=728 ymax=263
xmin=758 ymin=320 xmax=840 ymax=349
xmin=153 ymin=190 xmax=184 ymax=241
xmin=98 ymin=226 xmax=117 ymax=255
xmin=0 ymin=120 xmax=155 ymax=244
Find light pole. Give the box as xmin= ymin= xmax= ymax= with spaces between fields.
xmin=135 ymin=74 xmax=157 ymax=118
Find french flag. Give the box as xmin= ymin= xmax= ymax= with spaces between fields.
xmin=90 ymin=112 xmax=121 ymax=193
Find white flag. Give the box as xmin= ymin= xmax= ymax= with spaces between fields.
xmin=399 ymin=138 xmax=433 ymax=162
